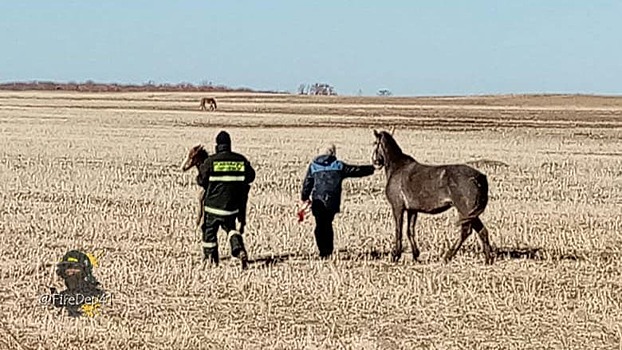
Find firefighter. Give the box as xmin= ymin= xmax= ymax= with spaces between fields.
xmin=300 ymin=144 xmax=375 ymax=259
xmin=50 ymin=250 xmax=105 ymax=317
xmin=197 ymin=130 xmax=256 ymax=269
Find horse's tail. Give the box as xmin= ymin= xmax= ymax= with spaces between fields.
xmin=475 ymin=172 xmax=489 ymax=211
xmin=458 ymin=172 xmax=489 ymax=226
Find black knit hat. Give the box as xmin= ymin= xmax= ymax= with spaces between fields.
xmin=216 ymin=131 xmax=231 ymax=145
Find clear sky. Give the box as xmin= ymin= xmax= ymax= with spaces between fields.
xmin=1 ymin=1 xmax=620 ymax=96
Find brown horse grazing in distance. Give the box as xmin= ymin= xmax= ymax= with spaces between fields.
xmin=199 ymin=97 xmax=217 ymax=111
xmin=181 ymin=145 xmax=210 ymax=229
xmin=371 ymin=129 xmax=494 ymax=265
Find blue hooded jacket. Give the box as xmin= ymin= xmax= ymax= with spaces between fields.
xmin=301 ymin=154 xmax=375 ymax=213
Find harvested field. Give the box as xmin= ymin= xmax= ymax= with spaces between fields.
xmin=0 ymin=91 xmax=621 ymax=349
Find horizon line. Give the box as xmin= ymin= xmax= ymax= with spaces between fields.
xmin=0 ymin=79 xmax=621 ymax=98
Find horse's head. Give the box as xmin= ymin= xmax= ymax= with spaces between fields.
xmin=181 ymin=144 xmax=208 ymax=171
xmin=371 ymin=127 xmax=395 ymax=169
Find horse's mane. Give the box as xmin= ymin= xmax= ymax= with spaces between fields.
xmin=195 ymin=145 xmax=209 ymax=161
xmin=381 ymin=131 xmax=416 ymax=162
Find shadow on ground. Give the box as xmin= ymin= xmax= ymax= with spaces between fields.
xmin=219 ymin=252 xmax=305 ymax=269
xmin=217 ymin=246 xmax=587 ymax=269
xmin=218 ymin=248 xmax=394 ymax=269
xmin=493 ymin=246 xmax=585 ymax=262
xmin=333 ymin=248 xmax=393 ymax=261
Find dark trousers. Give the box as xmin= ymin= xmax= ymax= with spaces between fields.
xmin=311 ymin=201 xmax=336 ymax=258
xmin=201 ymin=213 xmax=246 ymax=264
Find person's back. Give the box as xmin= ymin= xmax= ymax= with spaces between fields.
xmin=196 ymin=131 xmax=255 ymax=268
xmin=300 ymin=144 xmax=375 ymax=258
xmin=198 ymin=148 xmax=254 ymax=217
xmin=304 ymin=153 xmax=345 ymax=213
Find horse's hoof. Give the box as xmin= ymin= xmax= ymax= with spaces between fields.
xmin=390 ymin=253 xmax=401 ymax=263
xmin=442 ymin=254 xmax=452 ymax=264
xmin=412 ymin=250 xmax=420 ymax=262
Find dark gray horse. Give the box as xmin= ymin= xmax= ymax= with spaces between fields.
xmin=371 ymin=129 xmax=494 ymax=265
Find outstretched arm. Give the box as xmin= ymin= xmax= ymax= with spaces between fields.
xmin=300 ymin=165 xmax=314 ymax=202
xmin=342 ymin=163 xmax=375 ymax=179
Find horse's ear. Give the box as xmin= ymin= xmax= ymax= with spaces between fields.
xmin=373 ymin=129 xmax=380 ymax=138
xmin=389 ymin=126 xmax=395 ymax=135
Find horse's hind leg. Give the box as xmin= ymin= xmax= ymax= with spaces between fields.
xmin=443 ymin=219 xmax=472 ymax=263
xmin=391 ymin=207 xmax=404 ymax=263
xmin=472 ymin=217 xmax=494 ymax=265
xmin=406 ymin=210 xmax=420 ymax=261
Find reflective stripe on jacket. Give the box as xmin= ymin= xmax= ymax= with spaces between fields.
xmin=197 ymin=145 xmax=255 ymax=216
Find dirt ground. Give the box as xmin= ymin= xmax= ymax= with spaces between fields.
xmin=0 ymin=92 xmax=621 ymax=349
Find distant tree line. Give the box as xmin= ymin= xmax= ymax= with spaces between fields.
xmin=0 ymin=80 xmax=281 ymax=93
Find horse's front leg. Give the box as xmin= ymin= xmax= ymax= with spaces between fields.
xmin=195 ymin=189 xmax=204 ymax=228
xmin=391 ymin=207 xmax=404 ymax=262
xmin=406 ymin=210 xmax=420 ymax=261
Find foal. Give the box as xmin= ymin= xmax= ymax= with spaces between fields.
xmin=181 ymin=145 xmax=210 ymax=228
xmin=371 ymin=130 xmax=494 ymax=265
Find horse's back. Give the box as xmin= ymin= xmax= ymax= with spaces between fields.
xmin=394 ymin=162 xmax=488 ymax=214
xmin=386 ymin=162 xmax=452 ymax=212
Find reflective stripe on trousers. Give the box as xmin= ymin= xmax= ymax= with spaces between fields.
xmin=202 ymin=241 xmax=217 ymax=248
xmin=204 ymin=206 xmax=239 ymax=216
xmin=228 ymin=230 xmax=242 ymax=241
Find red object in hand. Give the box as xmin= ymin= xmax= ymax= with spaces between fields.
xmin=297 ymin=209 xmax=306 ymax=222
xmin=297 ymin=201 xmax=311 ymax=223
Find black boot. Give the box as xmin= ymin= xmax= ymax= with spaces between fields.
xmin=203 ymin=248 xmax=219 ymax=266
xmin=229 ymin=232 xmax=248 ymax=270
xmin=231 ymin=245 xmax=248 ymax=270
xmin=238 ymin=250 xmax=249 ymax=270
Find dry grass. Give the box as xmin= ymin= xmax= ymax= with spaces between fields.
xmin=0 ymin=92 xmax=621 ymax=349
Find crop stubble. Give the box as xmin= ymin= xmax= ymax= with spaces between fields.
xmin=0 ymin=92 xmax=621 ymax=349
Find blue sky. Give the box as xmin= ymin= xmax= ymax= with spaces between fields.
xmin=1 ymin=1 xmax=620 ymax=96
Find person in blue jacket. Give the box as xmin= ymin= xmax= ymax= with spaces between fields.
xmin=300 ymin=144 xmax=375 ymax=258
